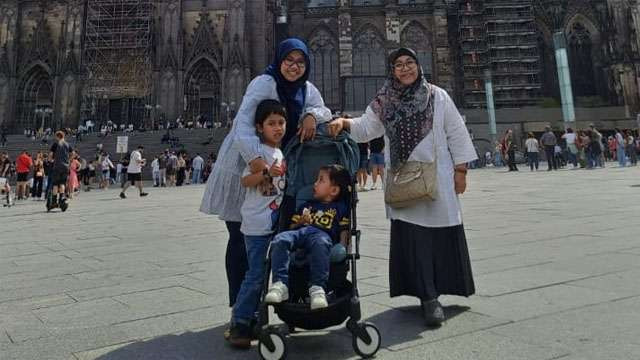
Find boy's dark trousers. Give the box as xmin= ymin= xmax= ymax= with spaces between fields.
xmin=225 ymin=221 xmax=248 ymax=307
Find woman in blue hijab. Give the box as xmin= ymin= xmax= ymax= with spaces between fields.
xmin=200 ymin=38 xmax=331 ymax=345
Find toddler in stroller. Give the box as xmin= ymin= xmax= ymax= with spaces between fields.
xmin=264 ymin=164 xmax=352 ymax=310
xmin=255 ymin=124 xmax=381 ymax=360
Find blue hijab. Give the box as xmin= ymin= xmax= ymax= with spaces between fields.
xmin=264 ymin=38 xmax=310 ymax=147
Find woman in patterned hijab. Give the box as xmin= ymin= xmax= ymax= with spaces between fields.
xmin=329 ymin=47 xmax=477 ymax=327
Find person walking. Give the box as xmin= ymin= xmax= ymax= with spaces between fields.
xmin=501 ymin=129 xmax=518 ymax=171
xmin=199 ymin=37 xmax=331 ymax=331
xmin=48 ymin=131 xmax=72 ymax=210
xmin=100 ymin=153 xmax=114 ymax=189
xmin=589 ymin=125 xmax=605 ymax=168
xmin=15 ymin=150 xmax=33 ymax=200
xmin=615 ymin=128 xmax=626 ymax=167
xmin=120 ymin=145 xmax=148 ymax=199
xmin=158 ymin=151 xmax=168 ymax=187
xmin=626 ymin=130 xmax=637 ymax=166
xmin=561 ymin=128 xmax=578 ymax=168
xmin=369 ymin=136 xmax=385 ymax=190
xmin=540 ymin=126 xmax=557 ymax=171
xmin=607 ymin=136 xmax=616 ymax=162
xmin=151 ymin=156 xmax=160 ymax=187
xmin=525 ymin=132 xmax=539 ymax=171
xmin=167 ymin=152 xmax=178 ymax=186
xmin=356 ymin=142 xmax=369 ymax=191
xmin=176 ymin=153 xmax=186 ymax=186
xmin=329 ymin=47 xmax=477 ymax=327
xmin=67 ymin=151 xmax=80 ymax=198
xmin=191 ymin=153 xmax=204 ymax=184
xmin=31 ymin=152 xmax=45 ymax=199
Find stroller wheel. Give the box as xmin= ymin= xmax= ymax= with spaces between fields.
xmin=352 ymin=322 xmax=381 ymax=359
xmin=258 ymin=330 xmax=287 ymax=360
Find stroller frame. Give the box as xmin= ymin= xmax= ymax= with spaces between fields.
xmin=255 ymin=175 xmax=381 ymax=360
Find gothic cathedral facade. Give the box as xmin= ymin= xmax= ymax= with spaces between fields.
xmin=0 ymin=0 xmax=639 ymax=133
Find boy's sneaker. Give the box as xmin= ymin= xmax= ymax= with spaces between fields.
xmin=309 ymin=286 xmax=328 ymax=310
xmin=370 ymin=183 xmax=377 ymax=190
xmin=140 ymin=192 xmax=148 ymax=197
xmin=227 ymin=323 xmax=252 ymax=349
xmin=265 ymin=282 xmax=289 ymax=304
xmin=119 ymin=192 xmax=126 ymax=199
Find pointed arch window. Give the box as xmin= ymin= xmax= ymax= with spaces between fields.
xmin=567 ymin=22 xmax=596 ymax=97
xmin=309 ymin=29 xmax=339 ymax=110
xmin=400 ymin=23 xmax=432 ymax=81
xmin=345 ymin=26 xmax=386 ymax=111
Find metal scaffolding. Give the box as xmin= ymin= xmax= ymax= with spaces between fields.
xmin=83 ymin=0 xmax=153 ymax=124
xmin=458 ymin=0 xmax=541 ymax=107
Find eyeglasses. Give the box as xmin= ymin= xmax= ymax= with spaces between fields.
xmin=283 ymin=57 xmax=306 ymax=70
xmin=393 ymin=60 xmax=417 ymax=71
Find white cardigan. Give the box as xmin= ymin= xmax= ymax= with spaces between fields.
xmin=349 ymin=86 xmax=477 ymax=228
xmin=200 ymin=75 xmax=332 ymax=222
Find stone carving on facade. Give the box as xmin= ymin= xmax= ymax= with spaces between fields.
xmin=23 ymin=14 xmax=56 ymax=68
xmin=185 ymin=8 xmax=223 ymax=68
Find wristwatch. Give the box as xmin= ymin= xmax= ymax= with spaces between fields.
xmin=262 ymin=168 xmax=270 ymax=178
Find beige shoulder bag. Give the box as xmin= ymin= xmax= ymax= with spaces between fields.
xmin=384 ymin=106 xmax=438 ymax=209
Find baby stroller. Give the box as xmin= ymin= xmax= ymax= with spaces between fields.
xmin=256 ymin=124 xmax=381 ymax=360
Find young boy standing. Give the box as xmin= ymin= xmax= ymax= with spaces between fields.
xmin=228 ymin=100 xmax=287 ymax=348
xmin=265 ymin=164 xmax=351 ymax=310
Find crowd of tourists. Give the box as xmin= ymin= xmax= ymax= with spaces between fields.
xmin=0 ymin=132 xmax=216 ymax=207
xmin=496 ymin=125 xmax=639 ymax=171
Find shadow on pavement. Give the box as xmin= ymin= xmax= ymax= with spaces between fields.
xmin=362 ymin=304 xmax=470 ymax=349
xmin=94 ymin=322 xmax=363 ymax=360
xmin=95 ymin=324 xmax=248 ymax=360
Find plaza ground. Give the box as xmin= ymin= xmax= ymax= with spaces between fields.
xmin=1 ymin=165 xmax=639 ymax=359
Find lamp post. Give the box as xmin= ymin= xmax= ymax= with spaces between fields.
xmin=35 ymin=107 xmax=53 ymax=132
xmin=145 ymin=104 xmax=162 ymax=130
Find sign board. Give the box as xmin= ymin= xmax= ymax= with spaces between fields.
xmin=116 ymin=136 xmax=128 ymax=154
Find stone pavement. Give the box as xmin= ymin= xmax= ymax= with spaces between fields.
xmin=1 ymin=165 xmax=640 ymax=360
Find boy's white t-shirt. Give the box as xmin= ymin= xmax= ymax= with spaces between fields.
xmin=240 ymin=145 xmax=285 ymax=236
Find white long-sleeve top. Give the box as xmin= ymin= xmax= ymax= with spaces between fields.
xmin=200 ymin=75 xmax=332 ymax=222
xmin=349 ymin=86 xmax=477 ymax=228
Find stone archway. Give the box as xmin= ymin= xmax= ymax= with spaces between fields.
xmin=184 ymin=57 xmax=221 ymax=125
xmin=16 ymin=64 xmax=53 ymax=131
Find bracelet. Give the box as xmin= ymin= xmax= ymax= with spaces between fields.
xmin=454 ymin=168 xmax=468 ymax=175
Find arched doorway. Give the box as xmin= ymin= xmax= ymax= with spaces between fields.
xmin=17 ymin=65 xmax=53 ymax=131
xmin=184 ymin=58 xmax=220 ymax=125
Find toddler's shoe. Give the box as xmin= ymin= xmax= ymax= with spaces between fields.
xmin=265 ymin=282 xmax=289 ymax=304
xmin=309 ymin=286 xmax=328 ymax=310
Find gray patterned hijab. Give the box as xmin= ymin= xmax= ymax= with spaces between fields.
xmin=369 ymin=48 xmax=434 ymax=169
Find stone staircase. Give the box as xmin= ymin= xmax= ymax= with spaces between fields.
xmin=0 ymin=128 xmax=229 ymax=178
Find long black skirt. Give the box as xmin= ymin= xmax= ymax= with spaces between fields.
xmin=389 ymin=219 xmax=475 ymax=300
